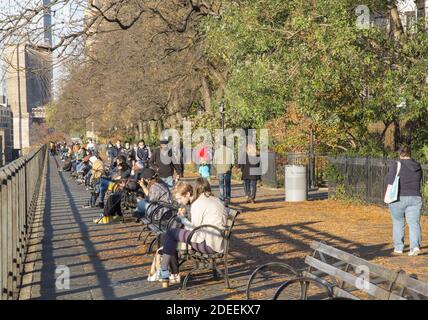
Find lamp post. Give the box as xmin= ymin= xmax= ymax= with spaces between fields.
xmin=219 ymin=101 xmax=225 ymax=136
xmin=309 ymin=127 xmax=316 ymax=190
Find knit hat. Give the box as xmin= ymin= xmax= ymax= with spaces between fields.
xmin=141 ymin=167 xmax=157 ymax=180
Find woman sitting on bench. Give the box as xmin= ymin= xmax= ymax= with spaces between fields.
xmin=157 ymin=178 xmax=228 ymax=285
xmin=134 ymin=167 xmax=172 ymax=219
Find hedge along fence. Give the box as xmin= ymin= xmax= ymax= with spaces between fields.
xmin=328 ymin=156 xmax=428 ymax=215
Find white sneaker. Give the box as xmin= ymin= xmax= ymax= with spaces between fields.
xmin=169 ymin=274 xmax=181 ymax=284
xmin=408 ymin=247 xmax=421 ymax=256
xmin=393 ymin=249 xmax=403 ymax=255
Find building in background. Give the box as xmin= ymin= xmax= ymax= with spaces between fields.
xmin=0 ymin=95 xmax=13 ymax=165
xmin=4 ymin=44 xmax=52 ymax=154
xmin=0 ymin=0 xmax=53 ymax=155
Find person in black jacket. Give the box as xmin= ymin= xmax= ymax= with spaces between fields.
xmin=240 ymin=143 xmax=261 ymax=204
xmin=149 ymin=139 xmax=183 ymax=188
xmin=385 ymin=146 xmax=423 ymax=256
xmin=136 ymin=140 xmax=151 ymax=166
xmin=123 ymin=142 xmax=136 ymax=163
xmin=106 ymin=142 xmax=119 ymax=168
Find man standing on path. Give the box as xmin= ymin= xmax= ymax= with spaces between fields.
xmin=149 ymin=139 xmax=183 ymax=188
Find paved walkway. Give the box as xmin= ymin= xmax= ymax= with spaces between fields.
xmin=19 ymin=156 xmax=327 ymax=300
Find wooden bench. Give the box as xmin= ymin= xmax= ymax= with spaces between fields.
xmin=299 ymin=241 xmax=428 ymax=300
xmin=178 ymin=208 xmax=240 ymax=290
xmin=247 ymin=241 xmax=428 ymax=300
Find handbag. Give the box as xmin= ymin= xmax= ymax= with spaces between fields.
xmin=384 ymin=161 xmax=401 ymax=204
xmin=147 ymin=247 xmax=163 ymax=282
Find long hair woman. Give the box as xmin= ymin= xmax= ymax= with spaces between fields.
xmin=157 ymin=178 xmax=228 ymax=285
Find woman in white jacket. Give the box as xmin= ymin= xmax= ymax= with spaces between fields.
xmin=158 ymin=178 xmax=228 ymax=284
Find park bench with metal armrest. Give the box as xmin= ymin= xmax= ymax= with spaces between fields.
xmin=246 ymin=241 xmax=428 ymax=300
xmin=145 ymin=207 xmax=180 ymax=254
xmin=137 ymin=201 xmax=180 ymax=250
xmin=137 ymin=201 xmax=167 ymax=241
xmin=178 ymin=208 xmax=240 ymax=290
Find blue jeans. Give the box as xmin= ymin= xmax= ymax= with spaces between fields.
xmin=389 ymin=196 xmax=423 ymax=251
xmin=76 ymin=162 xmax=86 ymax=174
xmin=99 ymin=177 xmax=112 ymax=203
xmin=161 ymin=176 xmax=174 ymax=188
xmin=244 ymin=179 xmax=257 ymax=199
xmin=71 ymin=160 xmax=77 ymax=172
xmin=217 ymin=172 xmax=231 ymax=201
xmin=136 ymin=200 xmax=151 ymax=218
xmin=84 ymin=171 xmax=92 ymax=186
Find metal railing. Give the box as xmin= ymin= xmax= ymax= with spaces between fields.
xmin=0 ymin=145 xmax=47 ymax=300
xmin=328 ymin=156 xmax=428 ymax=214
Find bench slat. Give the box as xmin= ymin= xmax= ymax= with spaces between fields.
xmin=302 ymin=271 xmax=361 ymax=300
xmin=310 ymin=241 xmax=399 ymax=282
xmin=394 ymin=273 xmax=428 ymax=298
xmin=305 ymin=256 xmax=406 ymax=300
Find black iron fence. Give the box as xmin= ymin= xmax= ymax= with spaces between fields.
xmin=0 ymin=145 xmax=47 ymax=300
xmin=328 ymin=156 xmax=428 ymax=214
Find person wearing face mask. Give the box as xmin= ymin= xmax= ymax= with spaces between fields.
xmin=115 ymin=140 xmax=126 ymax=157
xmin=136 ymin=140 xmax=151 ymax=167
xmin=106 ymin=141 xmax=119 ymax=168
xmin=123 ymin=142 xmax=136 ymax=162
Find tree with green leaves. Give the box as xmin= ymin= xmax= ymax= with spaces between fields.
xmin=203 ymin=0 xmax=428 ymax=156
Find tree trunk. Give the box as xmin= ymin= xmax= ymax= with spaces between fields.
xmin=388 ymin=2 xmax=405 ymax=41
xmin=157 ymin=119 xmax=164 ymax=138
xmin=393 ymin=119 xmax=401 ymax=151
xmin=200 ymin=75 xmax=213 ymax=114
xmin=138 ymin=120 xmax=143 ymax=140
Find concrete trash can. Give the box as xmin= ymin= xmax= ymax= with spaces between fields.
xmin=285 ymin=165 xmax=307 ymax=202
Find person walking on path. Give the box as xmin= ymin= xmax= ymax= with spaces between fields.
xmin=385 ymin=146 xmax=423 ymax=256
xmin=240 ymin=143 xmax=261 ymax=204
xmin=213 ymin=141 xmax=234 ymax=206
xmin=195 ymin=139 xmax=212 ymax=182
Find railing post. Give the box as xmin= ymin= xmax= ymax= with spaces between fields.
xmin=366 ymin=157 xmax=369 ymax=203
xmin=4 ymin=165 xmax=14 ymax=299
xmin=0 ymin=170 xmax=8 ymax=300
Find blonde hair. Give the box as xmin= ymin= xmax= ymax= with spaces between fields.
xmin=173 ymin=181 xmax=194 ymax=197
